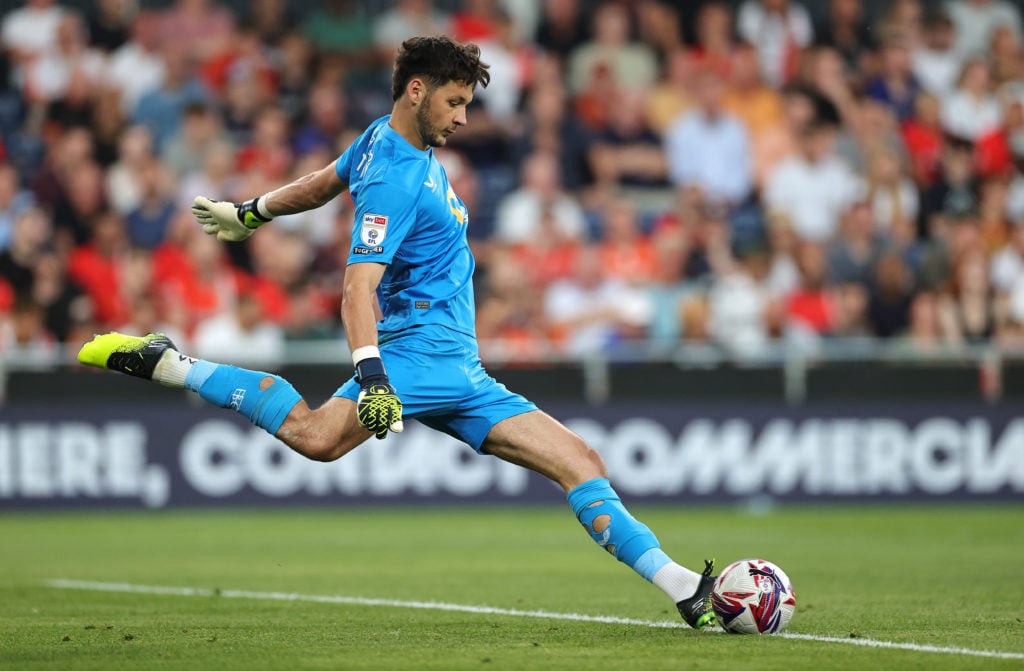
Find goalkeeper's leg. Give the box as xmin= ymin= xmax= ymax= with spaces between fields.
xmin=78 ymin=332 xmax=370 ymax=461
xmin=482 ymin=411 xmax=716 ymax=628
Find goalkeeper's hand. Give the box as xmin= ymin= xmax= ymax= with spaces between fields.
xmin=191 ymin=196 xmax=272 ymax=242
xmin=356 ymin=379 xmax=404 ymax=440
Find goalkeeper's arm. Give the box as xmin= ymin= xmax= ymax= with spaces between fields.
xmin=192 ymin=162 xmax=348 ymax=241
xmin=343 ymin=261 xmax=404 ymax=439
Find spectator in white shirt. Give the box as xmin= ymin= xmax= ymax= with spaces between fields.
xmin=193 ymin=291 xmax=285 ymax=369
xmin=1 ymin=0 xmax=64 ymax=64
xmin=737 ymin=0 xmax=814 ymax=87
xmin=941 ymin=57 xmax=1002 ymax=140
xmin=106 ymin=11 xmax=166 ymax=115
xmin=664 ymin=67 xmax=753 ymax=207
xmin=23 ymin=11 xmax=106 ymax=104
xmin=913 ymin=10 xmax=963 ymax=96
xmin=945 ymin=0 xmax=1022 ymax=58
xmin=764 ymin=118 xmax=863 ymax=242
xmin=494 ymin=150 xmax=587 ymax=245
xmin=544 ymin=245 xmax=653 ymax=356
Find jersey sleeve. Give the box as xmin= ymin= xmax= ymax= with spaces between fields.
xmin=335 ymin=140 xmax=358 ymax=183
xmin=348 ymin=181 xmax=418 ymax=266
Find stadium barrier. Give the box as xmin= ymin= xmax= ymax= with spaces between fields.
xmin=1 ymin=400 xmax=1021 ymax=508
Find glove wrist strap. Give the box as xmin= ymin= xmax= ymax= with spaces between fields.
xmin=238 ymin=197 xmax=273 ymax=229
xmin=355 ymin=355 xmax=387 ymax=386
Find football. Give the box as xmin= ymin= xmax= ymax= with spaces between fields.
xmin=711 ymin=558 xmax=796 ymax=634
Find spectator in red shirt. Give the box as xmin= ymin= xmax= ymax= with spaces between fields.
xmin=67 ymin=210 xmax=132 ymax=328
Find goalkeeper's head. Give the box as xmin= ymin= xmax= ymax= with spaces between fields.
xmin=390 ymin=36 xmax=491 ymax=148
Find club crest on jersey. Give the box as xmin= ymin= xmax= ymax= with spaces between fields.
xmin=361 ymin=213 xmax=388 ymax=245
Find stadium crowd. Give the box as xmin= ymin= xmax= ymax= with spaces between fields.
xmin=2 ymin=0 xmax=1024 ymax=368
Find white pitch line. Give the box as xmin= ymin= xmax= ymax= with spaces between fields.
xmin=46 ymin=579 xmax=1024 ymax=662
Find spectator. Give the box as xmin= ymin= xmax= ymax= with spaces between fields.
xmin=102 ymin=17 xmax=163 ymax=122
xmin=589 ymin=93 xmax=668 ymax=191
xmin=293 ymin=84 xmax=349 ymax=157
xmin=891 ymin=290 xmax=951 ymax=353
xmin=158 ymin=0 xmax=235 ymax=63
xmin=133 ymin=45 xmax=208 ymax=150
xmin=244 ymin=0 xmax=297 ymax=47
xmin=177 ymin=138 xmax=240 ymax=210
xmin=373 ymin=0 xmax=451 ymax=57
xmin=865 ymin=145 xmax=920 ymax=239
xmin=30 ymin=249 xmax=90 ymax=344
xmin=162 ymin=104 xmax=225 ymax=179
xmin=22 ymin=11 xmax=106 ymax=105
xmin=534 ymin=0 xmax=588 ymax=61
xmin=901 ymin=92 xmax=946 ymax=187
xmin=53 ymin=160 xmax=107 ymax=248
xmin=1 ymin=0 xmax=64 ymax=67
xmin=920 ymin=139 xmax=980 ymax=234
xmin=0 ymin=295 xmax=56 ymax=363
xmin=989 ymin=25 xmax=1024 ymax=87
xmin=567 ymin=3 xmax=658 ymax=97
xmin=912 ymin=10 xmax=962 ymax=96
xmin=193 ymin=290 xmax=285 ymax=369
xmin=990 ymin=217 xmax=1024 ymax=295
xmin=236 ymin=107 xmax=293 ymax=182
xmin=865 ymin=37 xmax=921 ymax=122
xmin=106 ymin=125 xmax=155 ymax=216
xmin=665 ymin=67 xmax=754 ymax=208
xmin=827 ymin=200 xmax=887 ymax=287
xmin=938 ymin=245 xmax=999 ymax=342
xmin=66 ymin=211 xmax=132 ymax=328
xmin=301 ymin=0 xmax=374 ymax=56
xmin=494 ymin=150 xmax=586 ymax=245
xmin=946 ymin=0 xmax=1022 ymax=59
xmin=785 ymin=240 xmax=837 ymax=343
xmin=737 ymin=0 xmax=814 ymax=88
xmin=867 ymin=249 xmax=916 ymax=336
xmin=764 ymin=116 xmax=862 ymax=242
xmin=645 ymin=48 xmax=696 ymax=137
xmin=475 ymin=247 xmax=549 ymax=357
xmin=645 ymin=221 xmax=699 ymax=347
xmin=814 ymin=0 xmax=877 ymax=81
xmin=722 ymin=43 xmax=785 ymax=162
xmin=544 ymin=244 xmax=653 ymax=355
xmin=125 ymin=158 xmax=177 ymax=250
xmin=87 ymin=0 xmax=136 ymax=53
xmin=0 ymin=207 xmax=51 ymax=293
xmin=597 ymin=200 xmax=656 ymax=282
xmin=0 ymin=163 xmax=35 ymax=252
xmin=941 ymin=58 xmax=1002 ymax=141
xmin=708 ymin=240 xmax=777 ymax=361
xmin=689 ymin=2 xmax=736 ymax=78
xmin=452 ymin=0 xmax=502 ymax=45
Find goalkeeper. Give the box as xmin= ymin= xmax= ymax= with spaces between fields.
xmin=78 ymin=36 xmax=715 ymax=628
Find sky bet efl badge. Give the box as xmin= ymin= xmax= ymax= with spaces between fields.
xmin=361 ymin=213 xmax=388 ymax=246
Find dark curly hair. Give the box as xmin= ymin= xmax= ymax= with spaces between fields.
xmin=391 ymin=36 xmax=491 ymax=101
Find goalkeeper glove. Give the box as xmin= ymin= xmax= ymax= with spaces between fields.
xmin=354 ymin=353 xmax=404 ymax=440
xmin=191 ymin=196 xmax=273 ymax=242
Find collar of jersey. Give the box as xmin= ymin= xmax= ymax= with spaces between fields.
xmin=382 ymin=115 xmax=432 ymax=158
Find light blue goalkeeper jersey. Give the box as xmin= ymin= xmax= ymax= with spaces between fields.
xmin=336 ymin=115 xmax=475 ymax=340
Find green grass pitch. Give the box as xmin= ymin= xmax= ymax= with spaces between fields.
xmin=1 ymin=505 xmax=1022 ymax=670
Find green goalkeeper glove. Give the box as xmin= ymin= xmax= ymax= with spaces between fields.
xmin=355 ymin=355 xmax=404 ymax=440
xmin=191 ymin=196 xmax=273 ymax=242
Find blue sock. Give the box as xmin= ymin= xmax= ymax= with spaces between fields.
xmin=567 ymin=477 xmax=672 ymax=582
xmin=185 ymin=361 xmax=302 ymax=435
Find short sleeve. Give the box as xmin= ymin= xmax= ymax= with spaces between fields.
xmin=335 ymin=141 xmax=357 ymax=183
xmin=348 ymin=182 xmax=418 ymax=266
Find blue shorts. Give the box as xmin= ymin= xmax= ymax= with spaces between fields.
xmin=334 ymin=325 xmax=537 ymax=452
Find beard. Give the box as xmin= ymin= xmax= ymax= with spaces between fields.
xmin=415 ymin=100 xmax=447 ymax=148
